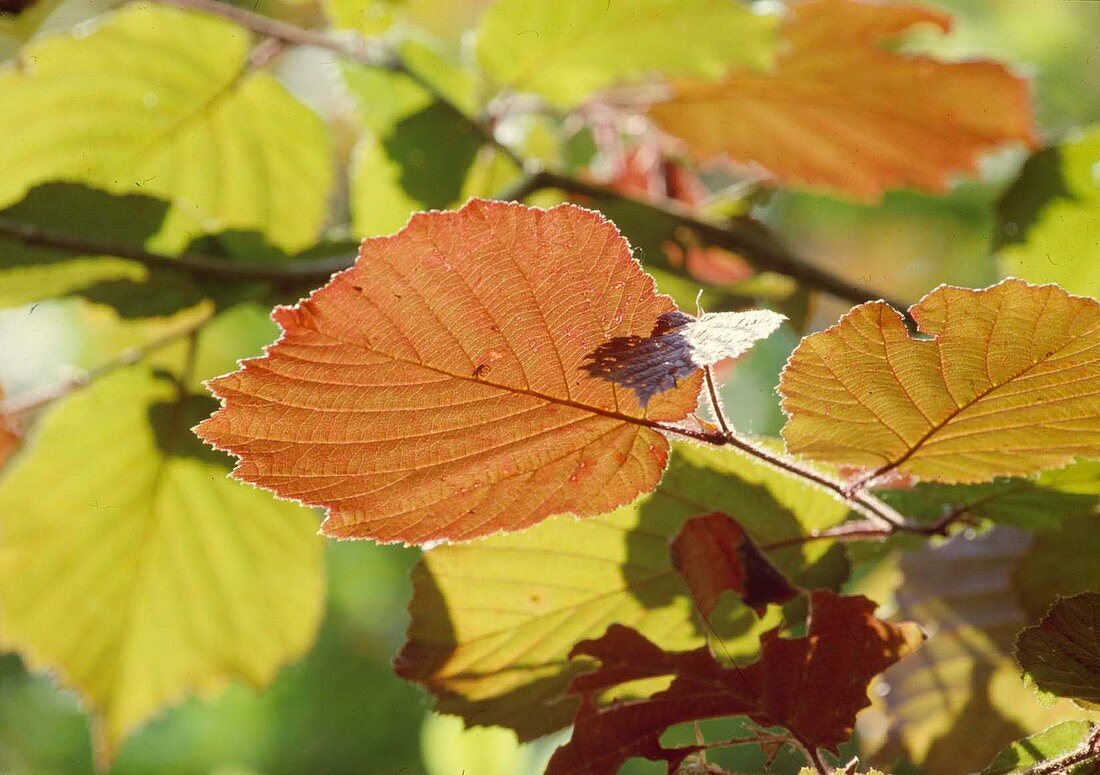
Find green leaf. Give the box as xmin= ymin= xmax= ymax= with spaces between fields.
xmin=475 ymin=0 xmax=776 ymax=107
xmin=0 ymin=366 xmax=325 ymax=760
xmin=982 ymin=720 xmax=1100 ymax=775
xmin=1013 ymin=515 xmax=1100 ymax=619
xmin=859 ymin=529 xmax=1082 ymax=773
xmin=344 ymin=65 xmax=493 ymax=236
xmin=998 ymin=127 xmax=1100 ymax=296
xmin=0 ymin=182 xmax=210 ymax=314
xmin=0 ymin=183 xmax=159 ymax=308
xmin=395 ymin=442 xmax=850 ymax=740
xmin=1016 ymin=593 xmax=1100 ymax=711
xmin=0 ymin=3 xmax=332 ymax=253
xmin=878 ymin=460 xmax=1100 ymax=531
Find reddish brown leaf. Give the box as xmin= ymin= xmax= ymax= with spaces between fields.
xmin=196 ymin=200 xmax=702 ymax=544
xmin=670 ymin=512 xmax=799 ymax=617
xmin=547 ymin=591 xmax=924 ymax=774
xmin=647 ymin=0 xmax=1037 ymax=200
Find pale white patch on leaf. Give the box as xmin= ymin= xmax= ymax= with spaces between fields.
xmin=685 ymin=309 xmax=787 ymax=367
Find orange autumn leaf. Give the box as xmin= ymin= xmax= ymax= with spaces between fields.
xmin=196 ymin=200 xmax=702 ymax=545
xmin=647 ymin=0 xmax=1037 ymax=201
xmin=778 ymin=279 xmax=1100 ymax=485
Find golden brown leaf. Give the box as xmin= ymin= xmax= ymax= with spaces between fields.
xmin=779 ymin=280 xmax=1100 ymax=484
xmin=647 ymin=0 xmax=1037 ymax=200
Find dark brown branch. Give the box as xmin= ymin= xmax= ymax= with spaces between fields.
xmin=0 ymin=216 xmax=352 ymax=283
xmin=530 ymin=169 xmax=913 ymax=315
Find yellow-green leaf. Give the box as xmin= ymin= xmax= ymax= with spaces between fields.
xmin=395 ymin=442 xmax=850 ymax=739
xmin=0 ymin=366 xmax=324 ymax=760
xmin=998 ymin=127 xmax=1100 ymax=297
xmin=0 ymin=183 xmax=172 ymax=309
xmin=0 ymin=3 xmax=332 ymax=253
xmin=474 ymin=0 xmax=776 ymax=108
xmin=779 ymin=279 xmax=1100 ymax=484
xmin=878 ymin=460 xmax=1099 ymax=531
xmin=982 ymin=720 xmax=1100 ymax=775
xmin=858 ymin=529 xmax=1083 ymax=773
xmin=343 ymin=64 xmax=499 ymax=237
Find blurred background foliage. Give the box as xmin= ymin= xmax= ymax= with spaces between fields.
xmin=0 ymin=0 xmax=1098 ymax=772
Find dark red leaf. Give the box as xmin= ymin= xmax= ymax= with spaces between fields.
xmin=671 ymin=512 xmax=800 ymax=617
xmin=546 ymin=591 xmax=923 ymax=775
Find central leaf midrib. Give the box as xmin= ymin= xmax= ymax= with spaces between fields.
xmin=873 ymin=337 xmax=1084 ymax=478
xmin=319 ymin=322 xmax=690 ymax=436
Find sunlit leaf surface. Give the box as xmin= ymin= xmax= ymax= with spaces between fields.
xmin=0 ymin=3 xmax=332 ymax=252
xmin=0 ymin=367 xmax=324 ymax=759
xmin=198 ymin=201 xmax=702 ymax=544
xmin=999 ymin=126 xmax=1100 ymax=297
xmin=780 ymin=279 xmax=1100 ymax=483
xmin=476 ymin=0 xmax=776 ymax=107
xmin=648 ymin=0 xmax=1036 ymax=200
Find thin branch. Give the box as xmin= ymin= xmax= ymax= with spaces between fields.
xmin=1 ymin=311 xmax=213 ymax=417
xmin=0 ymin=216 xmax=352 ymax=283
xmin=703 ymin=365 xmax=733 ymax=438
xmin=692 ymin=356 xmax=914 ymax=535
xmin=529 ymin=169 xmax=913 ymax=315
xmin=757 ymin=504 xmax=976 ymax=551
xmin=757 ymin=520 xmax=899 ymax=551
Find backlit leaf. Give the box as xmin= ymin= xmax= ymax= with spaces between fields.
xmin=859 ymin=529 xmax=1082 ymax=773
xmin=475 ymin=0 xmax=776 ymax=108
xmin=998 ymin=127 xmax=1100 ymax=297
xmin=0 ymin=3 xmax=332 ymax=252
xmin=343 ymin=64 xmax=494 ymax=237
xmin=0 ymin=183 xmax=166 ymax=309
xmin=648 ymin=0 xmax=1037 ymax=200
xmin=0 ymin=367 xmax=324 ymax=759
xmin=982 ymin=720 xmax=1100 ymax=775
xmin=1013 ymin=515 xmax=1100 ymax=619
xmin=1016 ymin=592 xmax=1100 ymax=710
xmin=877 ymin=460 xmax=1099 ymax=531
xmin=670 ymin=512 xmax=799 ymax=618
xmin=546 ymin=591 xmax=922 ymax=774
xmin=198 ymin=200 xmax=703 ymax=545
xmin=395 ymin=442 xmax=852 ymax=739
xmin=779 ymin=279 xmax=1100 ymax=484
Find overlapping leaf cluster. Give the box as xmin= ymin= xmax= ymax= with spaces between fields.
xmin=1 ymin=0 xmax=1098 ymax=772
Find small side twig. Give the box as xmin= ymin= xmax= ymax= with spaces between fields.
xmin=1 ymin=310 xmax=213 ymax=417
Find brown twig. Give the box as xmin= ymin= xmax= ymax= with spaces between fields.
xmin=0 ymin=216 xmax=352 ymax=283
